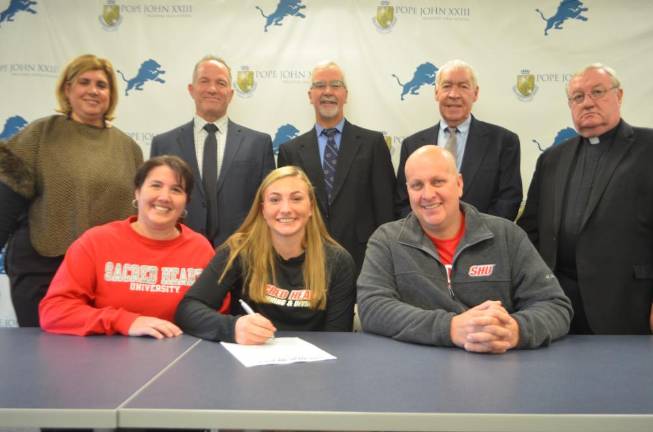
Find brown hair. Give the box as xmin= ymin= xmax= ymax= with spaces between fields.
xmin=134 ymin=155 xmax=195 ymax=202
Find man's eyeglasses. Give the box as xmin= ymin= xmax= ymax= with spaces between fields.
xmin=311 ymin=80 xmax=346 ymax=90
xmin=568 ymin=85 xmax=619 ymax=105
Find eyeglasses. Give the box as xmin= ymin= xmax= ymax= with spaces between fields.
xmin=311 ymin=80 xmax=346 ymax=90
xmin=568 ymin=85 xmax=619 ymax=105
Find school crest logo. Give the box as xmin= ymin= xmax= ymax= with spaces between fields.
xmin=272 ymin=123 xmax=299 ymax=154
xmin=234 ymin=67 xmax=257 ymax=97
xmin=392 ymin=62 xmax=438 ymax=101
xmin=513 ymin=69 xmax=538 ymax=101
xmin=532 ymin=127 xmax=578 ymax=151
xmin=535 ymin=0 xmax=588 ymax=36
xmin=255 ymin=0 xmax=306 ymax=32
xmin=99 ymin=0 xmax=122 ymax=31
xmin=0 ymin=115 xmax=28 ymax=140
xmin=372 ymin=1 xmax=396 ymax=33
xmin=117 ymin=59 xmax=166 ymax=96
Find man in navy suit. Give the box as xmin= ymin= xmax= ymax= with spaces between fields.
xmin=151 ymin=56 xmax=275 ymax=247
xmin=277 ymin=61 xmax=396 ymax=272
xmin=518 ymin=63 xmax=653 ymax=334
xmin=395 ymin=59 xmax=522 ymax=221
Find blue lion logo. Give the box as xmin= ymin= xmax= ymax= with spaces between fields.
xmin=0 ymin=115 xmax=28 ymax=140
xmin=255 ymin=0 xmax=306 ymax=32
xmin=392 ymin=62 xmax=438 ymax=101
xmin=117 ymin=59 xmax=166 ymax=96
xmin=0 ymin=0 xmax=37 ymax=26
xmin=536 ymin=0 xmax=588 ymax=36
xmin=532 ymin=127 xmax=578 ymax=151
xmin=272 ymin=124 xmax=300 ymax=155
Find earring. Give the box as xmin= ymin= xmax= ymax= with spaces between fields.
xmin=181 ymin=209 xmax=188 ymax=218
xmin=131 ymin=199 xmax=138 ymax=209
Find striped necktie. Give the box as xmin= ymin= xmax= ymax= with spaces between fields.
xmin=322 ymin=128 xmax=338 ymax=202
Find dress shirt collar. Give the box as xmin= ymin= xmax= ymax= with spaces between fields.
xmin=194 ymin=114 xmax=229 ymax=134
xmin=315 ymin=118 xmax=346 ymax=138
xmin=440 ymin=115 xmax=471 ymax=135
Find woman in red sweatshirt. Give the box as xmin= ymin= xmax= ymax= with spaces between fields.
xmin=39 ymin=155 xmax=228 ymax=338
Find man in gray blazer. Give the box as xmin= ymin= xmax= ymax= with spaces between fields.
xmin=151 ymin=56 xmax=275 ymax=247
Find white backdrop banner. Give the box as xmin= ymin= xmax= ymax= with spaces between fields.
xmin=1 ymin=0 xmax=653 ymax=325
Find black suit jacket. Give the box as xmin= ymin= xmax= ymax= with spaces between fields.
xmin=518 ymin=120 xmax=653 ymax=334
xmin=277 ymin=120 xmax=396 ymax=271
xmin=395 ymin=116 xmax=522 ymax=220
xmin=151 ymin=119 xmax=275 ymax=247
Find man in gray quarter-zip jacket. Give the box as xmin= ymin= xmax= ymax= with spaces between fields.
xmin=357 ymin=146 xmax=572 ymax=353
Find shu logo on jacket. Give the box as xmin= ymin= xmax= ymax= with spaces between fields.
xmin=468 ymin=264 xmax=495 ymax=277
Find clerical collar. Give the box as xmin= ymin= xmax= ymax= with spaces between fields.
xmin=586 ymin=121 xmax=620 ymax=145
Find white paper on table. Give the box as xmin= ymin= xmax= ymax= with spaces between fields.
xmin=220 ymin=336 xmax=336 ymax=367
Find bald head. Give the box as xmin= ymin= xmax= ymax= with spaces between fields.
xmin=405 ymin=145 xmax=463 ymax=239
xmin=406 ymin=145 xmax=458 ymax=178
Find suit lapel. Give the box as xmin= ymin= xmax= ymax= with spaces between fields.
xmin=330 ymin=120 xmax=361 ymax=203
xmin=217 ymin=120 xmax=243 ymax=192
xmin=460 ymin=117 xmax=489 ymax=193
xmin=421 ymin=124 xmax=439 ymax=146
xmin=579 ymin=121 xmax=634 ymax=231
xmin=552 ymin=137 xmax=580 ymax=235
xmin=179 ymin=121 xmax=204 ymax=199
xmin=298 ymin=129 xmax=329 ymax=213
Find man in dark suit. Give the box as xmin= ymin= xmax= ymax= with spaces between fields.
xmin=518 ymin=63 xmax=653 ymax=334
xmin=277 ymin=61 xmax=396 ymax=272
xmin=151 ymin=56 xmax=275 ymax=247
xmin=395 ymin=59 xmax=522 ymax=220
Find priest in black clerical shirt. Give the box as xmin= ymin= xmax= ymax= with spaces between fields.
xmin=518 ymin=63 xmax=653 ymax=335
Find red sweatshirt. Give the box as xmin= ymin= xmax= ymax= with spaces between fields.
xmin=40 ymin=217 xmax=226 ymax=336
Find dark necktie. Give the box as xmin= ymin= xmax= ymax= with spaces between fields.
xmin=322 ymin=128 xmax=338 ymax=202
xmin=445 ymin=127 xmax=458 ymax=164
xmin=202 ymin=123 xmax=218 ymax=240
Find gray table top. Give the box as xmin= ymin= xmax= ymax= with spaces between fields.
xmin=0 ymin=328 xmax=199 ymax=428
xmin=120 ymin=332 xmax=653 ymax=431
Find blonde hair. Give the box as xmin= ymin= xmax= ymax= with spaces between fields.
xmin=55 ymin=54 xmax=119 ymax=121
xmin=219 ymin=166 xmax=339 ymax=309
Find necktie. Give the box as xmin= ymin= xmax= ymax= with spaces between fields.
xmin=202 ymin=123 xmax=218 ymax=241
xmin=322 ymin=128 xmax=339 ymax=202
xmin=445 ymin=127 xmax=458 ymax=164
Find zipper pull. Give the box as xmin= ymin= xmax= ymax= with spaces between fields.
xmin=444 ymin=264 xmax=455 ymax=298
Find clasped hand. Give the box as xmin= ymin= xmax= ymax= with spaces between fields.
xmin=450 ymin=300 xmax=519 ymax=354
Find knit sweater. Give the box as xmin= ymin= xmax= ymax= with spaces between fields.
xmin=0 ymin=115 xmax=143 ymax=256
xmin=39 ymin=217 xmax=218 ymax=336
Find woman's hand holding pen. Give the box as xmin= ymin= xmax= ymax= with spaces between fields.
xmin=234 ymin=299 xmax=276 ymax=345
